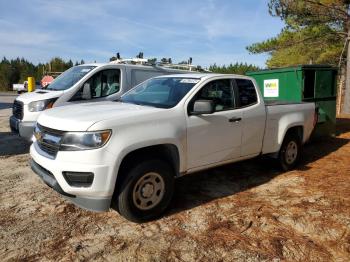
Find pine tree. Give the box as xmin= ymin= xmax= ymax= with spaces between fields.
xmin=208 ymin=62 xmax=260 ymax=74
xmin=246 ymin=0 xmax=350 ymax=113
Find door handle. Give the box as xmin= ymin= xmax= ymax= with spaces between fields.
xmin=229 ymin=117 xmax=242 ymax=123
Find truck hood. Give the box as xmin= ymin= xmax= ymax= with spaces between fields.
xmin=37 ymin=101 xmax=165 ymax=131
xmin=16 ymin=90 xmax=64 ymax=104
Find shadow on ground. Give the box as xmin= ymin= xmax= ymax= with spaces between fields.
xmin=0 ymin=132 xmax=30 ymax=157
xmin=0 ymin=103 xmax=13 ymax=110
xmin=169 ymin=134 xmax=349 ymax=216
xmin=336 ymin=117 xmax=350 ymax=135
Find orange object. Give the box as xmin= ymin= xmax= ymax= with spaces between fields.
xmin=41 ymin=75 xmax=54 ymax=88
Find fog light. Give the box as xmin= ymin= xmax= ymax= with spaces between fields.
xmin=63 ymin=172 xmax=94 ymax=187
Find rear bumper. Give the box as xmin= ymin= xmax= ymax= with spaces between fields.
xmin=9 ymin=116 xmax=35 ymax=139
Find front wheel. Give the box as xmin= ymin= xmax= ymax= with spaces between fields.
xmin=278 ymin=133 xmax=301 ymax=171
xmin=115 ymin=159 xmax=174 ymax=223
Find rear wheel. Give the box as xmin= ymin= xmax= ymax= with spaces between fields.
xmin=278 ymin=133 xmax=301 ymax=171
xmin=114 ymin=159 xmax=174 ymax=223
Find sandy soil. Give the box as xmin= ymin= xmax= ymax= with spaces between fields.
xmin=0 ymin=94 xmax=349 ymax=261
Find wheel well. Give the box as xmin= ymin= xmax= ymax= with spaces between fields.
xmin=116 ymin=144 xmax=180 ymax=186
xmin=285 ymin=126 xmax=303 ymax=142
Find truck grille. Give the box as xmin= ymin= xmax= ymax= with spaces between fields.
xmin=35 ymin=124 xmax=64 ymax=158
xmin=13 ymin=100 xmax=23 ymax=120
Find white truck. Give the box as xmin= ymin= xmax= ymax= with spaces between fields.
xmin=10 ymin=62 xmax=190 ymax=139
xmin=12 ymin=83 xmax=26 ymax=93
xmin=29 ymin=74 xmax=316 ymax=222
xmin=13 ymin=81 xmax=42 ymax=94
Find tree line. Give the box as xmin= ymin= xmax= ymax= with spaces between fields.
xmin=0 ymin=57 xmax=85 ymax=91
xmin=209 ymin=63 xmax=260 ymax=74
xmin=0 ymin=56 xmax=260 ymax=91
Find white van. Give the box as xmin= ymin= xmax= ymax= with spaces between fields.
xmin=10 ymin=62 xmax=191 ymax=139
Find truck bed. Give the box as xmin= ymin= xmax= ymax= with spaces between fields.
xmin=262 ymin=101 xmax=315 ymax=154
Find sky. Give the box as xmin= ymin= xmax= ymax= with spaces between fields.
xmin=0 ymin=0 xmax=284 ymax=68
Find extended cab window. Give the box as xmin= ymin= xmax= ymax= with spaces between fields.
xmin=192 ymin=79 xmax=234 ymax=112
xmin=235 ymin=79 xmax=257 ymax=107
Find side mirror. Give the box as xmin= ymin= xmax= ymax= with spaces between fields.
xmin=192 ymin=100 xmax=215 ymax=115
xmin=82 ymin=83 xmax=91 ymax=100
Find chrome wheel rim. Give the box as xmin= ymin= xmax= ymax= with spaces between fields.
xmin=132 ymin=172 xmax=165 ymax=210
xmin=285 ymin=141 xmax=298 ymax=164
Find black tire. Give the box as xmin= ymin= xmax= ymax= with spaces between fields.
xmin=114 ymin=159 xmax=174 ymax=223
xmin=278 ymin=133 xmax=302 ymax=171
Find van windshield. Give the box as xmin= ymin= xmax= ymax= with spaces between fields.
xmin=46 ymin=66 xmax=96 ymax=91
xmin=120 ymin=77 xmax=200 ymax=108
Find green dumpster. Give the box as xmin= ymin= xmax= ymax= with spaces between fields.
xmin=246 ymin=65 xmax=337 ymax=137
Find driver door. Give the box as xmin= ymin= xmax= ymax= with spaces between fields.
xmin=186 ymin=79 xmax=243 ymax=170
xmin=69 ymin=69 xmax=121 ymax=103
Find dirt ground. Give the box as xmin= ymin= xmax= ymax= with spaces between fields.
xmin=0 ymin=94 xmax=349 ymax=261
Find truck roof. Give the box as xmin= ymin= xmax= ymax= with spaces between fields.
xmin=155 ymin=73 xmax=253 ymax=80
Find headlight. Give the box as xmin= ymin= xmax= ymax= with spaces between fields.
xmin=28 ymin=99 xmax=56 ymax=112
xmin=60 ymin=130 xmax=111 ymax=151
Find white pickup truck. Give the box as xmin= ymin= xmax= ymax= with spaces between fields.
xmin=30 ymin=74 xmax=316 ymax=222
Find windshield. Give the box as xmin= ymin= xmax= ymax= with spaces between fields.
xmin=120 ymin=77 xmax=200 ymax=108
xmin=46 ymin=66 xmax=96 ymax=91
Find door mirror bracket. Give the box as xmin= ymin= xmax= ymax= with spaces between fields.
xmin=82 ymin=83 xmax=91 ymax=100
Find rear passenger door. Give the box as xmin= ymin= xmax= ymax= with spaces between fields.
xmin=233 ymin=78 xmax=266 ymax=156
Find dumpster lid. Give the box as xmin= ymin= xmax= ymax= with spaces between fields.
xmin=246 ymin=64 xmax=338 ymax=76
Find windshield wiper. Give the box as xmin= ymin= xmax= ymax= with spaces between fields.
xmin=132 ymin=102 xmax=158 ymax=108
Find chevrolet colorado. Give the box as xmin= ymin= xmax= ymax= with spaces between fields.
xmin=30 ymin=74 xmax=316 ymax=222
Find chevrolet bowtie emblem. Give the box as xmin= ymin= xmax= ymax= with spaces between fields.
xmin=34 ymin=131 xmax=42 ymax=141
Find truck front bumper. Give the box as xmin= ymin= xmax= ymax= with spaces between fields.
xmin=30 ymin=143 xmax=116 ymax=212
xmin=9 ymin=116 xmax=35 ymax=139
